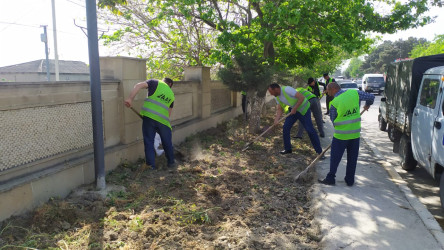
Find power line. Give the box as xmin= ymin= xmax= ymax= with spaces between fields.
xmin=64 ymin=0 xmax=85 ymax=8
xmin=0 ymin=21 xmax=41 ymax=30
xmin=0 ymin=20 xmax=85 ymax=37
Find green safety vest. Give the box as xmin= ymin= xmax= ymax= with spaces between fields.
xmin=140 ymin=81 xmax=175 ymax=129
xmin=241 ymin=91 xmax=246 ymax=96
xmin=296 ymin=87 xmax=316 ymax=100
xmin=330 ymin=89 xmax=361 ymax=140
xmin=307 ymin=82 xmax=321 ymax=98
xmin=326 ymin=78 xmax=333 ymax=85
xmin=276 ymin=86 xmax=310 ymax=115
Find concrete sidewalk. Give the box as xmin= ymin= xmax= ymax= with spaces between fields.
xmin=312 ymin=118 xmax=444 ymax=249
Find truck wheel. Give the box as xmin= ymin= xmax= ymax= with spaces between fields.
xmin=378 ymin=114 xmax=387 ymax=131
xmin=399 ymin=135 xmax=417 ymax=171
xmin=388 ymin=125 xmax=401 ymax=142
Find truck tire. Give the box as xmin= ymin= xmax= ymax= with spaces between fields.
xmin=378 ymin=114 xmax=387 ymax=131
xmin=399 ymin=135 xmax=416 ymax=171
xmin=388 ymin=125 xmax=401 ymax=142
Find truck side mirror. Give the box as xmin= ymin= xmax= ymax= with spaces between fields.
xmin=381 ymin=97 xmax=386 ymax=102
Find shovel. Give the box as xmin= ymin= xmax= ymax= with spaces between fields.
xmin=241 ymin=113 xmax=291 ymax=151
xmin=294 ymin=109 xmax=367 ymax=182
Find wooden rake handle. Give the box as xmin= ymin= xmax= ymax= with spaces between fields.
xmin=129 ymin=106 xmax=143 ymax=119
xmin=241 ymin=113 xmax=291 ymax=152
xmin=294 ymin=144 xmax=331 ymax=181
xmin=294 ymin=108 xmax=367 ymax=181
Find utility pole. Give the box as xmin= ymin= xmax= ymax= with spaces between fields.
xmin=86 ymin=0 xmax=106 ymax=190
xmin=51 ymin=0 xmax=59 ymax=81
xmin=40 ymin=25 xmax=50 ymax=81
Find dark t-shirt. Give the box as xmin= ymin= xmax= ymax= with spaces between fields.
xmin=311 ymin=81 xmax=326 ymax=97
xmin=146 ymin=79 xmax=174 ymax=108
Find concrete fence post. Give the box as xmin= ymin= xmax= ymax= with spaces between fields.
xmin=99 ymin=57 xmax=147 ymax=144
xmin=184 ymin=66 xmax=211 ymax=118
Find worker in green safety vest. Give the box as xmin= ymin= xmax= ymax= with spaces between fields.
xmin=318 ymin=82 xmax=374 ymax=186
xmin=294 ymin=85 xmax=325 ymax=139
xmin=267 ymin=83 xmax=323 ymax=156
xmin=323 ymin=73 xmax=336 ymax=115
xmin=306 ymin=77 xmax=326 ymax=99
xmin=124 ymin=78 xmax=176 ymax=170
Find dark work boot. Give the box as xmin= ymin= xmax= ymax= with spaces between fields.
xmin=280 ymin=149 xmax=292 ymax=155
xmin=318 ymin=178 xmax=335 ymax=186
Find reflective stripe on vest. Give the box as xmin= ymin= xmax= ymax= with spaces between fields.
xmin=276 ymin=86 xmax=310 ymax=115
xmin=296 ymin=87 xmax=316 ymax=100
xmin=141 ymin=106 xmax=170 ymax=123
xmin=143 ymin=98 xmax=169 ymax=110
xmin=140 ymin=81 xmax=175 ymax=129
xmin=330 ymin=89 xmax=361 ymax=140
xmin=333 ymin=117 xmax=361 ymax=126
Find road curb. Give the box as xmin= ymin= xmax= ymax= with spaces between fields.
xmin=362 ymin=131 xmax=444 ymax=248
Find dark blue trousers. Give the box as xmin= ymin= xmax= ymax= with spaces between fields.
xmin=283 ymin=109 xmax=322 ymax=154
xmin=326 ymin=137 xmax=360 ymax=185
xmin=142 ymin=117 xmax=175 ymax=168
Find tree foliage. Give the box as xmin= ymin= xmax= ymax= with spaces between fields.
xmin=360 ymin=37 xmax=427 ymax=74
xmin=410 ymin=34 xmax=444 ymax=58
xmin=99 ymin=0 xmax=439 ymax=82
xmin=98 ymin=0 xmax=219 ymax=79
xmin=98 ymin=0 xmax=440 ymax=132
xmin=343 ymin=57 xmax=364 ymax=79
xmin=218 ymin=54 xmax=274 ymax=95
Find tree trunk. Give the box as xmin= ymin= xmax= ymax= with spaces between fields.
xmin=247 ymin=90 xmax=267 ymax=134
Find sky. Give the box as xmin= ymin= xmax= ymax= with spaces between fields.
xmin=0 ymin=0 xmax=97 ymax=67
xmin=0 ymin=0 xmax=443 ymax=68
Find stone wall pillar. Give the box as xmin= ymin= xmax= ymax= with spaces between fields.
xmin=184 ymin=66 xmax=211 ymax=118
xmin=99 ymin=56 xmax=147 ymax=144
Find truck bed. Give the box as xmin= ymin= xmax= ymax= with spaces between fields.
xmin=385 ymin=54 xmax=444 ymax=134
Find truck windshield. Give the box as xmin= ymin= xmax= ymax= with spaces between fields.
xmin=368 ymin=77 xmax=384 ymax=83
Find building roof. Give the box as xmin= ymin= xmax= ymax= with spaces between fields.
xmin=0 ymin=60 xmax=89 ymax=74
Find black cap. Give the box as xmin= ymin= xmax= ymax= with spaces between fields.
xmin=323 ymin=73 xmax=329 ymax=77
xmin=307 ymin=77 xmax=315 ymax=84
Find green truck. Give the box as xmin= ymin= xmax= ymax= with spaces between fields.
xmin=379 ymin=54 xmax=444 ymax=206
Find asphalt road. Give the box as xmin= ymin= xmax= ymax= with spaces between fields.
xmin=359 ymin=95 xmax=444 ymax=228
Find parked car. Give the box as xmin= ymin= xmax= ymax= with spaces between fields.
xmin=340 ymin=82 xmax=359 ymax=90
xmin=362 ymin=74 xmax=385 ymax=94
xmin=355 ymin=78 xmax=362 ymax=90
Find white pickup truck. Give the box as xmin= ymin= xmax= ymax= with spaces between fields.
xmin=379 ymin=54 xmax=444 ymax=206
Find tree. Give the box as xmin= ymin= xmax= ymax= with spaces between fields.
xmin=410 ymin=34 xmax=444 ymax=58
xmin=360 ymin=37 xmax=427 ymax=73
xmin=344 ymin=58 xmax=364 ymax=79
xmin=100 ymin=0 xmax=439 ymax=133
xmin=99 ymin=0 xmax=219 ymax=79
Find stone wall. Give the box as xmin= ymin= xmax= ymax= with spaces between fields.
xmin=0 ymin=57 xmax=242 ymax=221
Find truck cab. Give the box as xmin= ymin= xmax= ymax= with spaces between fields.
xmin=411 ymin=66 xmax=444 ymax=193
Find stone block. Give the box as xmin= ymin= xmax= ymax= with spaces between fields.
xmin=0 ymin=184 xmax=34 ymax=221
xmin=171 ymin=92 xmax=193 ymax=121
xmin=123 ymin=122 xmax=143 ymax=144
xmin=31 ymin=166 xmax=84 ymax=203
